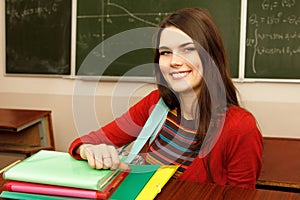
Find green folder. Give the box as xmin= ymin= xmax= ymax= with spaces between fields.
xmin=109 ymin=164 xmax=160 ymax=200
xmin=3 ymin=150 xmax=122 ymax=191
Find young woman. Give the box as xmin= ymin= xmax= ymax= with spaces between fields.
xmin=69 ymin=7 xmax=263 ymax=188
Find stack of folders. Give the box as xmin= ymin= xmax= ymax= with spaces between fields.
xmin=0 ymin=150 xmax=178 ymax=200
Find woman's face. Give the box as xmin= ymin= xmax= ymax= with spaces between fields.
xmin=158 ymin=26 xmax=203 ymax=96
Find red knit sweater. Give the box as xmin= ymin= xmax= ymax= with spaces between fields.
xmin=69 ymin=90 xmax=263 ymax=188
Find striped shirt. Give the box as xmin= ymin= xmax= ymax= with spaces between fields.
xmin=145 ymin=109 xmax=200 ymax=178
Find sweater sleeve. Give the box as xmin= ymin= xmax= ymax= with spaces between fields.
xmin=225 ymin=111 xmax=263 ymax=188
xmin=68 ymin=90 xmax=160 ymax=158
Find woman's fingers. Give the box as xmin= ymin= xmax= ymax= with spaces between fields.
xmin=118 ymin=162 xmax=130 ymax=171
xmin=107 ymin=145 xmax=120 ymax=170
xmin=79 ymin=144 xmax=88 ymax=160
xmin=79 ymin=144 xmax=126 ymax=170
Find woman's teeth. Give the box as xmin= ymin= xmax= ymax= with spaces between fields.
xmin=171 ymin=72 xmax=189 ymax=79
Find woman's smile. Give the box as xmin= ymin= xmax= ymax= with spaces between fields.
xmin=170 ymin=70 xmax=191 ymax=80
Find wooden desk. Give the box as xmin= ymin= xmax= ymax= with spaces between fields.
xmin=0 ymin=108 xmax=55 ymax=156
xmin=257 ymin=137 xmax=300 ymax=190
xmin=0 ymin=174 xmax=299 ymax=200
xmin=155 ymin=179 xmax=300 ymax=200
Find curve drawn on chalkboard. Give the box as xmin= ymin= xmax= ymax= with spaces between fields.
xmin=77 ymin=0 xmax=170 ymax=58
xmin=107 ymin=1 xmax=159 ymax=27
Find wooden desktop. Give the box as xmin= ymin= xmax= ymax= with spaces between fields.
xmin=156 ymin=179 xmax=300 ymax=200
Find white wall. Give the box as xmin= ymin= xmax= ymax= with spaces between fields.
xmin=1 ymin=1 xmax=299 ymax=152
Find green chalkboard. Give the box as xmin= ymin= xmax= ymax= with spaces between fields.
xmin=76 ymin=0 xmax=241 ymax=77
xmin=5 ymin=0 xmax=71 ymax=75
xmin=245 ymin=0 xmax=300 ymax=79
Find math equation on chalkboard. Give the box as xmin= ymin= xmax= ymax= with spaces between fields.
xmin=245 ymin=0 xmax=300 ymax=79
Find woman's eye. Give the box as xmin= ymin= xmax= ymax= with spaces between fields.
xmin=184 ymin=47 xmax=196 ymax=52
xmin=159 ymin=51 xmax=172 ymax=55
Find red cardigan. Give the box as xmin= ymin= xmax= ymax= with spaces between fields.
xmin=69 ymin=90 xmax=263 ymax=188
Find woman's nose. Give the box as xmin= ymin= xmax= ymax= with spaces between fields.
xmin=170 ymin=53 xmax=184 ymax=68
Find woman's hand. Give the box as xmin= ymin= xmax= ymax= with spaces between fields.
xmin=78 ymin=144 xmax=129 ymax=171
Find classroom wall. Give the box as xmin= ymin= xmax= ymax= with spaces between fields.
xmin=1 ymin=2 xmax=300 ymax=152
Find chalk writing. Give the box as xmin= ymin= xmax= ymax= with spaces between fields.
xmin=248 ymin=12 xmax=300 ymax=26
xmin=6 ymin=0 xmax=62 ymax=21
xmin=246 ymin=0 xmax=299 ymax=75
xmin=262 ymin=0 xmax=296 ymax=10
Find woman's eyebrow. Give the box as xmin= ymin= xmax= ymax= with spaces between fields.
xmin=179 ymin=42 xmax=194 ymax=48
xmin=158 ymin=46 xmax=170 ymax=50
xmin=159 ymin=42 xmax=194 ymax=50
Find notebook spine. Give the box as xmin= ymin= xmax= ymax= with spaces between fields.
xmin=98 ymin=170 xmax=129 ymax=199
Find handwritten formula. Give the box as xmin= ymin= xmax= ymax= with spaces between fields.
xmin=246 ymin=0 xmax=299 ymax=77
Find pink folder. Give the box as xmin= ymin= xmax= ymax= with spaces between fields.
xmin=3 ymin=171 xmax=128 ymax=200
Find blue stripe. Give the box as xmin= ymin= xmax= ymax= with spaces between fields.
xmin=159 ymin=134 xmax=193 ymax=152
xmin=163 ymin=124 xmax=197 ymax=142
xmin=154 ymin=139 xmax=195 ymax=162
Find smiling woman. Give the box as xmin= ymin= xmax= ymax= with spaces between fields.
xmin=69 ymin=7 xmax=263 ymax=189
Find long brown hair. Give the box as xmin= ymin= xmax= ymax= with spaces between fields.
xmin=154 ymin=7 xmax=239 ymax=182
